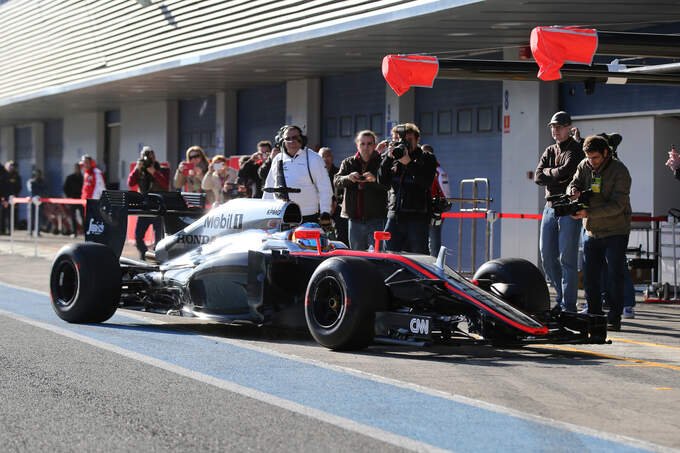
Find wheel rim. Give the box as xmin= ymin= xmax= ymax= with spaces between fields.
xmin=53 ymin=260 xmax=77 ymax=307
xmin=311 ymin=275 xmax=345 ymax=329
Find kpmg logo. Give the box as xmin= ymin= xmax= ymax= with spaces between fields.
xmin=409 ymin=317 xmax=429 ymax=335
xmin=204 ymin=213 xmax=243 ymax=230
xmin=86 ymin=219 xmax=105 ymax=235
xmin=266 ymin=208 xmax=282 ymax=216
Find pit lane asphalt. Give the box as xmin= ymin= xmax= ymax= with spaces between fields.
xmin=0 ymin=233 xmax=679 ymax=452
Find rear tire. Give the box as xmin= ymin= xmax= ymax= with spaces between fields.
xmin=50 ymin=243 xmax=121 ymax=323
xmin=305 ymin=257 xmax=384 ymax=350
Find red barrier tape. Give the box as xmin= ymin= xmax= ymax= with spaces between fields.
xmin=11 ymin=197 xmax=32 ymax=204
xmin=38 ymin=197 xmax=86 ymax=206
xmin=441 ymin=212 xmax=668 ymax=222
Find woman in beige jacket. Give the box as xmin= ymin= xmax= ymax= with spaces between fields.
xmin=174 ymin=145 xmax=209 ymax=192
xmin=201 ymin=155 xmax=238 ymax=206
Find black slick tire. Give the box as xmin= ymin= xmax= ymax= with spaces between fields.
xmin=305 ymin=256 xmax=383 ymax=350
xmin=50 ymin=243 xmax=122 ymax=323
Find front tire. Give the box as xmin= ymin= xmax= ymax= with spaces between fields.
xmin=473 ymin=257 xmax=550 ymax=316
xmin=305 ymin=257 xmax=384 ymax=350
xmin=50 ymin=243 xmax=122 ymax=323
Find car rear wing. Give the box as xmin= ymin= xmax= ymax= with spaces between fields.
xmin=84 ymin=190 xmax=206 ymax=257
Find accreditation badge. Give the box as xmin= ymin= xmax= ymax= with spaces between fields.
xmin=591 ymin=175 xmax=601 ymax=193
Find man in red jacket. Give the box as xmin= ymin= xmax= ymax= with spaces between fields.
xmin=80 ymin=155 xmax=106 ymax=200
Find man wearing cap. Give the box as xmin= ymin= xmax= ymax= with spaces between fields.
xmin=534 ymin=111 xmax=584 ymax=313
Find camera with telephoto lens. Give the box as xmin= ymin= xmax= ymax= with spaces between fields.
xmin=390 ymin=125 xmax=410 ymax=159
xmin=547 ymin=190 xmax=593 ymax=217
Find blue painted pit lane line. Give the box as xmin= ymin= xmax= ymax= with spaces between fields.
xmin=0 ymin=283 xmax=660 ymax=453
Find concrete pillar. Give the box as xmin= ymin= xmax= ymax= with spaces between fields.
xmin=216 ymin=90 xmax=237 ymax=156
xmin=500 ymin=80 xmax=558 ymax=264
xmin=0 ymin=126 xmax=15 ymax=163
xmin=384 ymin=85 xmax=415 ymax=136
xmin=286 ymin=79 xmax=321 ymax=149
xmin=166 ymin=100 xmax=179 ymax=163
xmin=30 ymin=122 xmax=45 ymax=173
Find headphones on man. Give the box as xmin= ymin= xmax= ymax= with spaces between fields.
xmin=275 ymin=125 xmax=308 ymax=150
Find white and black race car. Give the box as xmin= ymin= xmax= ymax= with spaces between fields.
xmin=49 ymin=190 xmax=607 ymax=350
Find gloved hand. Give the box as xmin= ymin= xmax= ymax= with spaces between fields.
xmin=319 ymin=212 xmax=333 ymax=233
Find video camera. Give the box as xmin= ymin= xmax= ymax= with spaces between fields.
xmin=390 ymin=125 xmax=411 ymax=159
xmin=547 ymin=190 xmax=593 ymax=217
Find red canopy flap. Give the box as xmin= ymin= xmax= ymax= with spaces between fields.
xmin=530 ymin=26 xmax=598 ymax=81
xmin=382 ymin=54 xmax=439 ymax=96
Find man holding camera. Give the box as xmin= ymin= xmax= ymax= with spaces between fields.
xmin=377 ymin=123 xmax=436 ymax=253
xmin=568 ymin=135 xmax=632 ymax=331
xmin=334 ymin=130 xmax=387 ymax=250
xmin=534 ymin=111 xmax=584 ymax=313
xmin=126 ymin=146 xmax=170 ymax=260
xmin=262 ymin=125 xmax=332 ymax=226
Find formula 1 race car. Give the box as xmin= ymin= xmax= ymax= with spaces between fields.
xmin=49 ymin=190 xmax=607 ymax=350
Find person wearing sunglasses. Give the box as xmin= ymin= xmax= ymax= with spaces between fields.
xmin=262 ymin=125 xmax=332 ymax=225
xmin=174 ymin=145 xmax=209 ymax=192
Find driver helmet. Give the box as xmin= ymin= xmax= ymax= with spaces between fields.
xmin=291 ymin=222 xmax=329 ymax=251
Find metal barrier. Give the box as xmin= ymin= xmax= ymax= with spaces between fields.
xmin=8 ymin=196 xmax=86 ymax=257
xmin=451 ymin=178 xmax=492 ymax=274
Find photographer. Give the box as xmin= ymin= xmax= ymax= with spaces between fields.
xmin=334 ymin=130 xmax=387 ymax=250
xmin=174 ymin=146 xmax=209 ymax=192
xmin=238 ymin=141 xmax=270 ymax=198
xmin=377 ymin=123 xmax=436 ymax=253
xmin=534 ymin=111 xmax=584 ymax=313
xmin=126 ymin=146 xmax=170 ymax=260
xmin=262 ymin=125 xmax=332 ymax=225
xmin=568 ymin=135 xmax=632 ymax=331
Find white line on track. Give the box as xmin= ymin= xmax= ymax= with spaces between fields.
xmin=0 ymin=307 xmax=449 ymax=453
xmin=2 ymin=281 xmax=676 ymax=453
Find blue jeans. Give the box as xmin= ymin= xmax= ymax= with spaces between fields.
xmin=348 ymin=218 xmax=385 ymax=250
xmin=135 ymin=216 xmax=163 ymax=256
xmin=583 ymin=233 xmax=629 ymax=321
xmin=539 ymin=205 xmax=582 ymax=312
xmin=428 ymin=224 xmax=442 ymax=257
xmin=384 ymin=218 xmax=429 ymax=254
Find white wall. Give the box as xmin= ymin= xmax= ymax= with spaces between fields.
xmin=120 ymin=101 xmax=170 ymax=189
xmin=63 ymin=111 xmax=103 ymax=181
xmin=500 ymin=80 xmax=558 ymax=264
xmin=286 ymin=79 xmax=321 ymax=149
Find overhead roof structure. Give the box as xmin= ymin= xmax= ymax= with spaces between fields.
xmin=2 ymin=0 xmax=680 ymax=125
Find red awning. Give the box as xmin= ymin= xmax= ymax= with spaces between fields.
xmin=382 ymin=54 xmax=439 ymax=96
xmin=530 ymin=26 xmax=598 ymax=81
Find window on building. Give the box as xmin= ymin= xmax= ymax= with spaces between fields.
xmin=340 ymin=116 xmax=352 ymax=137
xmin=326 ymin=117 xmax=337 ymax=138
xmin=438 ymin=110 xmax=452 ymax=135
xmin=477 ymin=107 xmax=493 ymax=132
xmin=355 ymin=115 xmax=368 ymax=134
xmin=457 ymin=109 xmax=472 ymax=133
xmin=420 ymin=112 xmax=434 ymax=136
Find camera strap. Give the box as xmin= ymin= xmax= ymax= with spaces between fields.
xmin=305 ymin=149 xmax=317 ymax=192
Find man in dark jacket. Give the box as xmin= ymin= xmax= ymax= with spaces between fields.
xmin=534 ymin=111 xmax=584 ymax=313
xmin=63 ymin=163 xmax=84 ymax=236
xmin=377 ymin=123 xmax=436 ymax=253
xmin=334 ymin=131 xmax=387 ymax=250
xmin=5 ymin=161 xmax=21 ymax=231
